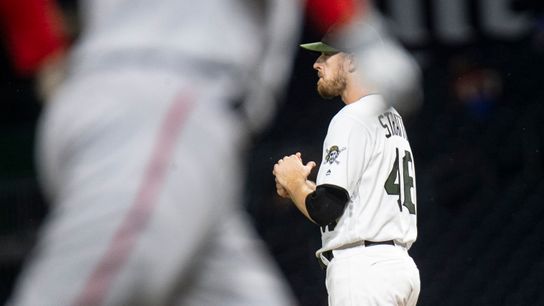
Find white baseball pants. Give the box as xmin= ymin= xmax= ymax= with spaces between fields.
xmin=325 ymin=244 xmax=420 ymax=306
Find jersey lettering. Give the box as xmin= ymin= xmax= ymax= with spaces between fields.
xmin=378 ymin=112 xmax=408 ymax=140
xmin=384 ymin=148 xmax=416 ymax=214
xmin=379 ymin=115 xmax=392 ymax=138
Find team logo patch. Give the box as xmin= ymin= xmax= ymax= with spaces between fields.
xmin=324 ymin=145 xmax=346 ymax=165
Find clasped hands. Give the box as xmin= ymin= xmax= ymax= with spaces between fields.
xmin=272 ymin=152 xmax=317 ymax=199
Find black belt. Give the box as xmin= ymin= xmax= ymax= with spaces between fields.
xmin=319 ymin=240 xmax=396 ymax=269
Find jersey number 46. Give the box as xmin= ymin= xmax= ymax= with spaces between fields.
xmin=384 ymin=148 xmax=416 ymax=215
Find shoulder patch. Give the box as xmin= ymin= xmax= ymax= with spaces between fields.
xmin=324 ymin=145 xmax=346 ymax=165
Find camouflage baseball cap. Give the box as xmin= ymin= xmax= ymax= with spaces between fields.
xmin=299 ymin=29 xmax=343 ymax=53
xmin=300 ymin=20 xmax=383 ymax=54
xmin=299 ymin=41 xmax=340 ymax=53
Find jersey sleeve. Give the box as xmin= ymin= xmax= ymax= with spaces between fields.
xmin=316 ymin=115 xmax=370 ymax=197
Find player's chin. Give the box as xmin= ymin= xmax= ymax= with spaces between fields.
xmin=317 ymin=84 xmax=336 ymax=100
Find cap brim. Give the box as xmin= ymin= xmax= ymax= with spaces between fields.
xmin=299 ymin=42 xmax=339 ymax=53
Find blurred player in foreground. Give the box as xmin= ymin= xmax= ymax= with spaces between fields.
xmin=7 ymin=0 xmax=302 ymax=305
xmin=273 ymin=8 xmax=422 ymax=306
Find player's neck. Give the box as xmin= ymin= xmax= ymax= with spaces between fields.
xmin=341 ymin=80 xmax=368 ymax=105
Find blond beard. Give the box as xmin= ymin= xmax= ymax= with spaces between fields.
xmin=316 ymin=72 xmax=347 ymax=99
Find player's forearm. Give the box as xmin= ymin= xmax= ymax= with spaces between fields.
xmin=287 ymin=180 xmax=317 ymax=223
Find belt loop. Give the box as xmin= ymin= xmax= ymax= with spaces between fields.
xmin=395 ymin=241 xmax=408 ymax=251
xmin=319 ymin=252 xmax=331 ymax=268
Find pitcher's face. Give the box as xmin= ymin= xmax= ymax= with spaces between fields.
xmin=313 ymin=52 xmax=348 ymax=99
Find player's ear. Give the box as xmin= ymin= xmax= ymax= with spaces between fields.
xmin=346 ymin=53 xmax=357 ymax=73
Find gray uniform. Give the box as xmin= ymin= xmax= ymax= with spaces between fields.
xmin=8 ymin=0 xmax=301 ymax=305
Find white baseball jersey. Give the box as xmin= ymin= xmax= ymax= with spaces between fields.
xmin=316 ymin=94 xmax=417 ymax=256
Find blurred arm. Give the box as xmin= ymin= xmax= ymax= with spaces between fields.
xmin=0 ymin=0 xmax=68 ymax=76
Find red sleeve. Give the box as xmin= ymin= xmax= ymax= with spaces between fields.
xmin=0 ymin=0 xmax=67 ymax=76
xmin=305 ymin=0 xmax=368 ymax=34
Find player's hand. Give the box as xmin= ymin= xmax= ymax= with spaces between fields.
xmin=274 ymin=153 xmax=302 ymax=198
xmin=275 ymin=177 xmax=289 ymax=198
xmin=273 ymin=153 xmax=317 ymax=195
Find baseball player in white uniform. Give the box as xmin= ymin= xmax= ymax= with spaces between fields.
xmin=7 ymin=0 xmax=303 ymax=305
xmin=273 ymin=26 xmax=420 ymax=305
